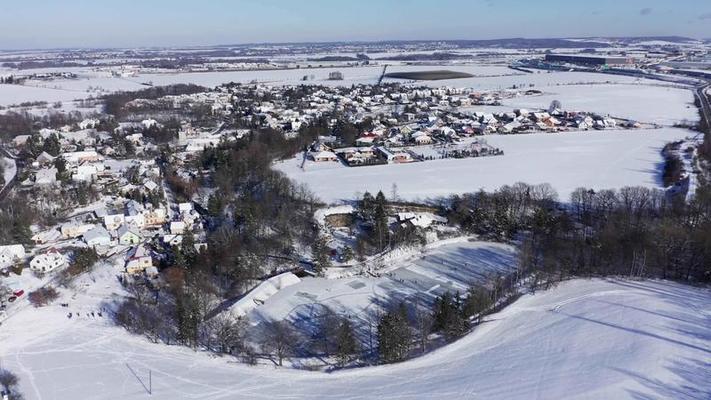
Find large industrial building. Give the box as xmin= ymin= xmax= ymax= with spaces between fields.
xmin=545 ymin=54 xmax=633 ymax=66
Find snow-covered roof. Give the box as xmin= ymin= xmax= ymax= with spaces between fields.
xmin=229 ymin=272 xmax=301 ymax=318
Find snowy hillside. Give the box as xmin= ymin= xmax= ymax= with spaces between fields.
xmin=1 ymin=279 xmax=708 ymax=399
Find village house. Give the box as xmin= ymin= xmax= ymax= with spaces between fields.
xmin=60 ymin=222 xmax=95 ymax=239
xmin=62 ymin=150 xmax=102 ymax=165
xmin=35 ymin=151 xmax=56 ymax=166
xmin=31 ymin=229 xmax=62 ymax=245
xmin=310 ymin=150 xmax=339 ymax=162
xmin=0 ymin=244 xmax=25 ymax=268
xmin=125 ymin=244 xmax=153 ymax=275
xmin=29 ymin=249 xmax=67 ymax=273
xmin=35 ymin=167 xmax=58 ymax=186
xmin=378 ymin=147 xmax=414 ymax=164
xmin=117 ymin=225 xmax=141 ymax=245
xmin=170 ymin=221 xmax=187 ymax=235
xmin=124 ymin=200 xmax=145 ymax=229
xmin=83 ymin=226 xmax=112 ymax=247
xmin=104 ymin=213 xmax=126 ymax=231
xmin=143 ymin=207 xmax=167 ymax=227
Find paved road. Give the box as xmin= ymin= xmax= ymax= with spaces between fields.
xmin=695 ymin=84 xmax=711 ymax=131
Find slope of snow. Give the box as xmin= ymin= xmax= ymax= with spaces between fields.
xmin=0 ymin=279 xmax=708 ymax=399
xmin=229 ymin=272 xmax=301 ymax=318
xmin=276 ymin=128 xmax=693 ymax=203
xmin=2 ymin=157 xmax=16 ymax=185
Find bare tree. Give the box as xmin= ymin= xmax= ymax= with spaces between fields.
xmin=413 ymin=297 xmax=433 ymax=354
xmin=210 ymin=314 xmax=247 ymax=355
xmin=261 ymin=320 xmax=298 ymax=366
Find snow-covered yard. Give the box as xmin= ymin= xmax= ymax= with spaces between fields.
xmin=0 ymin=278 xmax=708 ymax=400
xmin=276 ymin=128 xmax=694 ymax=203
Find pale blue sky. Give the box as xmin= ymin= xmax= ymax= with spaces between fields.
xmin=1 ymin=0 xmax=709 ymax=49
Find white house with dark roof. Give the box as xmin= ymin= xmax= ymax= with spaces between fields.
xmin=30 ymin=249 xmax=67 ymax=273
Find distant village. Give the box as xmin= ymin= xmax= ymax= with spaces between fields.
xmin=0 ymin=79 xmax=647 ymax=303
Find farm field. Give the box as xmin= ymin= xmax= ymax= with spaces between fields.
xmin=503 ymin=83 xmax=699 ymax=126
xmin=0 ymin=278 xmax=707 ymax=400
xmin=0 ymin=64 xmax=689 ymax=106
xmin=276 ymin=128 xmax=694 ymax=204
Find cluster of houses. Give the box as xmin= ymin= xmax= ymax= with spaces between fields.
xmin=0 ymin=197 xmax=204 ymax=282
xmin=0 ymin=244 xmax=67 ymax=275
xmin=308 ymin=141 xmax=415 ymax=166
xmin=4 ymin=116 xmax=213 ymax=280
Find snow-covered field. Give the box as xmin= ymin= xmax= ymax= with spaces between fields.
xmin=276 ymin=128 xmax=693 ymax=203
xmin=0 ymin=64 xmax=689 ymax=107
xmin=503 ymin=84 xmax=699 ymax=126
xmin=1 ymin=278 xmax=708 ymax=400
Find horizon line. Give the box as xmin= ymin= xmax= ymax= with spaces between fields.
xmin=0 ymin=35 xmax=707 ymax=54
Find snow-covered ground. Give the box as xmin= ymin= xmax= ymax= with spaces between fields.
xmin=0 ymin=64 xmax=688 ymax=107
xmin=244 ymin=240 xmax=516 ymax=325
xmin=276 ymin=128 xmax=693 ymax=203
xmin=1 ymin=156 xmax=16 ymax=186
xmin=0 ymin=278 xmax=708 ymax=400
xmin=503 ymin=84 xmax=699 ymax=126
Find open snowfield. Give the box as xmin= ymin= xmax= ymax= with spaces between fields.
xmin=0 ymin=84 xmax=88 ymax=106
xmin=503 ymin=84 xmax=699 ymax=126
xmin=0 ymin=279 xmax=708 ymax=400
xmin=0 ymin=64 xmax=687 ymax=107
xmin=276 ymin=128 xmax=693 ymax=203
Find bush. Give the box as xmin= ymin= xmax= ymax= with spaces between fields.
xmin=28 ymin=286 xmax=59 ymax=307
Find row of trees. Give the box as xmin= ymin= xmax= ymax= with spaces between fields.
xmin=446 ymin=182 xmax=711 ymax=283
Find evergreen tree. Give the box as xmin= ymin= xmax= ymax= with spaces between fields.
xmin=42 ymin=133 xmax=61 ymax=156
xmin=432 ymin=291 xmax=468 ymax=340
xmin=311 ymin=235 xmax=331 ymax=276
xmin=358 ymin=191 xmax=375 ymax=222
xmin=175 ymin=291 xmax=200 ymax=347
xmin=207 ymin=193 xmax=224 ymax=217
xmin=54 ymin=156 xmax=67 ymax=174
xmin=377 ymin=303 xmax=411 ymax=363
xmin=372 ymin=191 xmax=390 ymax=251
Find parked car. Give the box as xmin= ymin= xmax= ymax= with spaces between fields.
xmin=13 ymin=289 xmax=24 ymax=297
xmin=8 ymin=296 xmax=17 ymax=303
